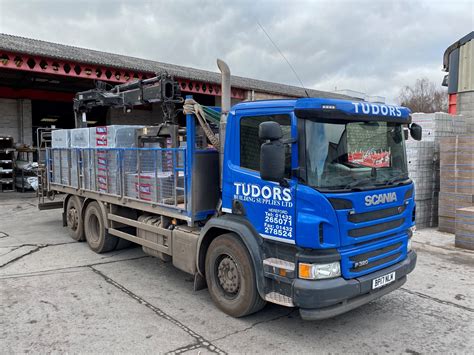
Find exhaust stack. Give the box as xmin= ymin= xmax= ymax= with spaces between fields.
xmin=217 ymin=59 xmax=231 ymax=188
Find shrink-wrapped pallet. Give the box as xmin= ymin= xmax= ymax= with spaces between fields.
xmin=455 ymin=207 xmax=474 ymax=250
xmin=88 ymin=126 xmax=142 ymax=194
xmin=439 ymin=136 xmax=474 ymax=234
xmin=124 ymin=171 xmax=184 ymax=204
xmin=406 ymin=141 xmax=438 ymax=228
xmin=411 ymin=113 xmax=466 ymax=143
xmin=70 ymin=128 xmax=91 ymax=188
xmin=438 ymin=191 xmax=474 ymax=233
xmin=51 ymin=130 xmax=70 ymax=185
xmin=89 ymin=125 xmax=142 ymax=148
xmin=407 ymin=113 xmax=465 ymax=229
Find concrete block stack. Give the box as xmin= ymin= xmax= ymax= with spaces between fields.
xmin=88 ymin=125 xmax=142 ymax=195
xmin=454 ymin=206 xmax=474 ymax=250
xmin=407 ymin=113 xmax=466 ymax=229
xmin=70 ymin=128 xmax=90 ymax=188
xmin=124 ymin=172 xmax=177 ymax=203
xmin=439 ymin=136 xmax=474 ymax=233
xmin=411 ymin=112 xmax=466 ymax=142
xmin=406 ymin=141 xmax=438 ymax=228
xmin=51 ymin=129 xmax=70 ymax=185
xmin=458 ymin=91 xmax=474 ymax=132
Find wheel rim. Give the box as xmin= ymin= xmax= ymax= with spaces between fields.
xmin=67 ymin=207 xmax=78 ymax=231
xmin=215 ymin=254 xmax=241 ymax=298
xmin=87 ymin=213 xmax=100 ymax=243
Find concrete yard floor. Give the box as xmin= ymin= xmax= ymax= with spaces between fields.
xmin=1 ymin=193 xmax=473 ymax=353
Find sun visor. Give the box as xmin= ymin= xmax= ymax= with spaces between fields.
xmin=294 ymin=98 xmax=411 ymax=124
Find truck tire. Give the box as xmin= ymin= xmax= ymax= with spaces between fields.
xmin=66 ymin=196 xmax=85 ymax=241
xmin=205 ymin=233 xmax=266 ymax=317
xmin=84 ymin=202 xmax=118 ymax=253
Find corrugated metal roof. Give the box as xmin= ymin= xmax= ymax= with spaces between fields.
xmin=0 ymin=33 xmax=350 ymax=99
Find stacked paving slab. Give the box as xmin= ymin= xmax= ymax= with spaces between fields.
xmin=52 ymin=126 xmax=142 ymax=194
xmin=454 ymin=206 xmax=474 ymax=250
xmin=408 ymin=113 xmax=465 ymax=229
xmin=406 ymin=141 xmax=438 ymax=228
xmin=439 ymin=136 xmax=474 ymax=233
xmin=51 ymin=130 xmax=71 ymax=185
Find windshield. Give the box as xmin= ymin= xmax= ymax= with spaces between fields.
xmin=305 ymin=120 xmax=408 ymax=191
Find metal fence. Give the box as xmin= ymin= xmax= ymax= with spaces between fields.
xmin=48 ymin=147 xmax=186 ymax=209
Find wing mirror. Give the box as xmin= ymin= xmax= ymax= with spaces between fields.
xmin=259 ymin=121 xmax=286 ymax=185
xmin=409 ymin=123 xmax=422 ymax=141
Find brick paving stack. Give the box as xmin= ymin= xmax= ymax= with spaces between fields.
xmin=438 ymin=136 xmax=474 ymax=233
xmin=406 ymin=141 xmax=438 ymax=228
xmin=454 ymin=206 xmax=474 ymax=250
xmin=88 ymin=125 xmax=142 ymax=195
xmin=51 ymin=129 xmax=70 ymax=185
xmin=407 ymin=113 xmax=465 ymax=229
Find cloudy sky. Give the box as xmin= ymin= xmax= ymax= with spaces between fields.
xmin=0 ymin=0 xmax=472 ymax=103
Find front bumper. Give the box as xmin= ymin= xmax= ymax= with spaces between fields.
xmin=293 ymin=250 xmax=417 ymax=320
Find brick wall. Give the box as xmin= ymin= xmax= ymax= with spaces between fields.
xmin=0 ymin=98 xmax=32 ymax=145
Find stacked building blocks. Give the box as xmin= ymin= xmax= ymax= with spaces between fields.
xmin=439 ymin=136 xmax=474 ymax=233
xmin=406 ymin=112 xmax=465 ymax=228
xmin=454 ymin=206 xmax=474 ymax=250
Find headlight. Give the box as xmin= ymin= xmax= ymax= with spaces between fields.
xmin=298 ymin=261 xmax=341 ymax=280
xmin=407 ymin=238 xmax=412 ymax=252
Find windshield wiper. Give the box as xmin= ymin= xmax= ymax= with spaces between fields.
xmin=384 ymin=173 xmax=409 ymax=186
xmin=344 ymin=178 xmax=376 ymax=190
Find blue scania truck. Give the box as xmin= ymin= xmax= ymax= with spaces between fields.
xmin=44 ymin=60 xmax=420 ymax=320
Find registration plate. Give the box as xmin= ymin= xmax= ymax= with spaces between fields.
xmin=372 ymin=272 xmax=396 ymax=289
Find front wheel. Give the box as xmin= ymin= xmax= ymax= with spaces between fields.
xmin=205 ymin=233 xmax=266 ymax=317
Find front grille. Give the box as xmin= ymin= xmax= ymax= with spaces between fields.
xmin=349 ymin=218 xmax=404 ymax=237
xmin=350 ymin=252 xmax=401 ymax=272
xmin=348 ymin=205 xmax=406 ymax=223
xmin=342 ymin=237 xmax=406 ymax=278
xmin=350 ymin=242 xmax=402 ymax=262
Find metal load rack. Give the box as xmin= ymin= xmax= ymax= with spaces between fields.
xmin=46 ymin=111 xmax=220 ymax=225
xmin=48 ymin=147 xmax=186 ymax=206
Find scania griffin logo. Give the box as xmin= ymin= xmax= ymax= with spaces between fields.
xmin=365 ymin=192 xmax=397 ymax=206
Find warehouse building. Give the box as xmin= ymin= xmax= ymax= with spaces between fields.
xmin=0 ymin=33 xmax=347 ymax=147
xmin=443 ymin=31 xmax=474 ymax=117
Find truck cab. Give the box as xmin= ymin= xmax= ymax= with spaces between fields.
xmin=211 ymin=97 xmax=418 ymax=319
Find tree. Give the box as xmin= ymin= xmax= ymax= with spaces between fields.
xmin=398 ymin=77 xmax=448 ymax=113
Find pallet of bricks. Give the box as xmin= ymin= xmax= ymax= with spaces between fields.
xmin=405 ymin=140 xmax=438 ymax=228
xmin=439 ymin=135 xmax=474 ymax=249
xmin=87 ymin=125 xmax=142 ymax=195
xmin=51 ymin=130 xmax=70 ymax=185
xmin=123 ymin=137 xmax=185 ymax=205
xmin=407 ymin=112 xmax=466 ymax=228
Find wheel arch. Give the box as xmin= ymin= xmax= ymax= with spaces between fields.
xmin=197 ymin=215 xmax=265 ymax=298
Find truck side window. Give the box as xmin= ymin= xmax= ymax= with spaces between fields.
xmin=240 ymin=114 xmax=292 ymax=176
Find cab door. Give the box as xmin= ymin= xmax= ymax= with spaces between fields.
xmin=223 ymin=109 xmax=298 ymax=245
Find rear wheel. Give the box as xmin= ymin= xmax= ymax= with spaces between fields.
xmin=205 ymin=233 xmax=266 ymax=317
xmin=84 ymin=202 xmax=118 ymax=253
xmin=66 ymin=196 xmax=84 ymax=241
